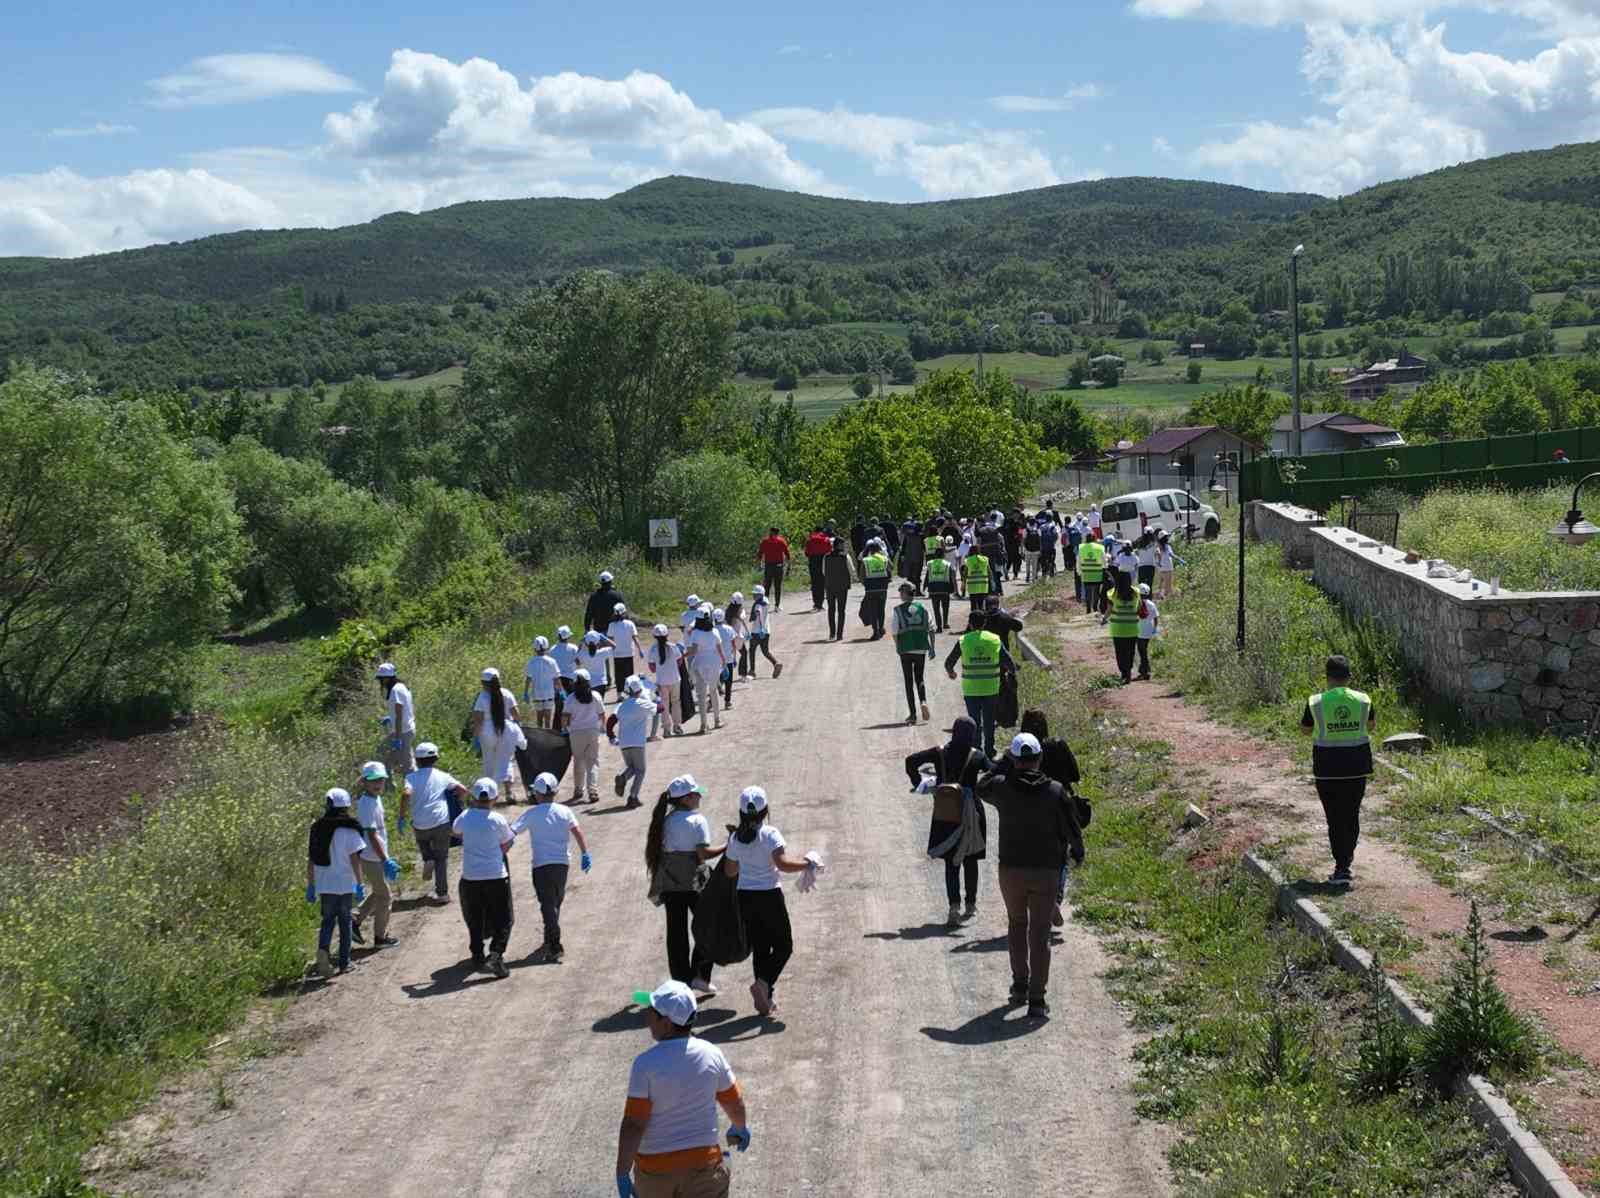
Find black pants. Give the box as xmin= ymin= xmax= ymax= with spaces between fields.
xmin=763 ymin=562 xmax=785 ymax=607
xmin=969 ymin=592 xmax=989 ymax=613
xmin=827 ymin=591 xmax=847 ymax=638
xmin=1040 ymin=547 xmax=1056 ymax=576
xmin=532 ymin=863 xmax=568 ymax=952
xmin=807 ymin=556 xmax=825 ymax=607
xmin=750 ymin=632 xmax=778 ymax=672
xmin=945 ymin=856 xmax=979 ymax=906
xmin=1112 ymin=636 xmax=1137 ymax=682
xmin=1137 ymin=637 xmax=1151 ymax=678
xmin=1137 ymin=565 xmax=1155 ymax=590
xmin=930 ymin=591 xmax=951 ymax=631
xmin=1082 ymin=580 xmax=1100 ymax=614
xmin=738 ymin=644 xmax=750 ymax=678
xmin=662 ymin=890 xmax=713 ymax=984
xmin=611 ymin=655 xmax=634 ymax=693
xmin=459 ymin=876 xmax=513 ymax=959
xmin=722 ymin=663 xmax=734 ymax=705
xmin=900 ymin=654 xmax=927 ymax=716
xmin=1316 ymin=778 xmax=1367 ymax=869
xmin=864 ymin=589 xmax=887 ymax=636
xmin=739 ymin=888 xmax=793 ymax=992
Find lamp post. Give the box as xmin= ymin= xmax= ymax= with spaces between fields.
xmin=1290 ymin=244 xmax=1305 ymax=457
xmin=976 ymin=322 xmax=1000 ymax=386
xmin=1170 ymin=458 xmax=1194 ymax=541
xmin=1209 ymin=450 xmax=1233 ymax=508
xmin=1550 ymin=473 xmax=1600 ymax=545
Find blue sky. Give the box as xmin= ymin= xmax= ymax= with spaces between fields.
xmin=3 ymin=0 xmax=1600 ymax=256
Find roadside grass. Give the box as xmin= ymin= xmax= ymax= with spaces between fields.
xmin=0 ymin=549 xmax=744 ymax=1196
xmin=1392 ymin=486 xmax=1600 ymax=593
xmin=1023 ymin=662 xmax=1518 ymax=1197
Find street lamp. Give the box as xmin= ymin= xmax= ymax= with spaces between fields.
xmin=1290 ymin=244 xmax=1305 ymax=458
xmin=1550 ymin=472 xmax=1600 ymax=545
xmin=1170 ymin=458 xmax=1194 ymax=540
xmin=977 ymin=322 xmax=1001 ymax=386
xmin=1208 ymin=450 xmax=1234 ymax=509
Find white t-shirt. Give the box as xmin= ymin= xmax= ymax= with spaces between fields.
xmin=355 ymin=793 xmax=387 ymax=862
xmin=314 ymin=825 xmax=368 ymax=895
xmin=685 ymin=628 xmax=724 ymax=678
xmin=614 ymin=695 xmax=655 ymax=749
xmin=663 ymin=809 xmax=712 ymax=853
xmin=579 ymin=645 xmax=613 ymax=682
xmin=452 ymin=808 xmax=512 ymax=880
xmin=679 ymin=607 xmax=701 ymax=634
xmin=716 ymin=624 xmax=738 ymax=660
xmin=549 ymin=642 xmax=581 ymax=680
xmin=473 ymin=687 xmax=520 ymax=730
xmin=750 ymin=603 xmax=770 ymax=635
xmin=1140 ymin=599 xmax=1160 ymax=640
xmin=387 ymin=681 xmax=416 ymax=734
xmin=1088 ymin=509 xmax=1102 ymax=531
xmin=1156 ymin=545 xmax=1175 ymax=571
xmin=607 ymin=619 xmax=639 ymax=655
xmin=646 ymin=641 xmax=683 ymax=686
xmin=1136 ymin=544 xmax=1158 ymax=568
xmin=627 ymin=1037 xmax=737 ymax=1159
xmin=1114 ymin=550 xmax=1137 ymax=576
xmin=565 ymin=695 xmax=606 ymax=733
xmin=726 ymin=823 xmax=786 ymax=891
xmin=512 ymin=802 xmax=579 ymax=867
xmin=524 ymin=654 xmax=560 ymax=702
xmin=406 ymin=766 xmax=460 ymax=830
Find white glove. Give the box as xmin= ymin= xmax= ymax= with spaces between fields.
xmin=797 ymin=851 xmax=825 ymax=893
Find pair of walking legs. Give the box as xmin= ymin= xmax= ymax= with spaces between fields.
xmin=944 ymin=855 xmax=979 ymax=907
xmin=459 ymin=876 xmax=513 ymax=963
xmin=1112 ymin=636 xmax=1138 ymax=683
xmin=929 ymin=592 xmax=950 ymax=631
xmin=694 ymin=673 xmax=722 ymax=730
xmin=317 ymin=893 xmax=353 ymax=970
xmin=826 ymin=592 xmax=848 ymax=639
xmin=739 ymin=888 xmax=793 ymax=1006
xmin=963 ymin=694 xmax=999 ymax=758
xmin=748 ymin=633 xmax=780 ymax=675
xmin=997 ymin=866 xmax=1057 ymax=1004
xmin=569 ymin=729 xmax=601 ymax=801
xmin=900 ymin=654 xmax=929 ymax=720
xmin=1316 ymin=778 xmax=1367 ymax=873
xmin=661 ymin=891 xmax=714 ymax=984
xmin=532 ymin=864 xmax=568 ymax=954
xmin=762 ymin=562 xmax=785 ymax=608
xmin=616 ymin=745 xmax=647 ymax=802
xmin=413 ymin=824 xmax=452 ymax=898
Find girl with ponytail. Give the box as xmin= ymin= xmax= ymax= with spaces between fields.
xmin=645 ymin=775 xmax=724 ymax=993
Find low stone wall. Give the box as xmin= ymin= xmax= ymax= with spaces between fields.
xmin=1250 ymin=501 xmax=1324 ymax=567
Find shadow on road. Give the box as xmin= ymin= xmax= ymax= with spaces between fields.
xmin=698 ymin=1014 xmax=786 ymax=1043
xmin=950 ymin=934 xmax=1008 ymax=954
xmin=1490 ymin=926 xmax=1548 ymax=944
xmin=391 ymin=896 xmax=440 ymax=913
xmin=860 ymin=721 xmax=915 ymax=731
xmin=592 ymin=1006 xmax=649 ymax=1033
xmin=863 ymin=922 xmax=957 ymax=941
xmin=1290 ymin=880 xmax=1351 ymax=898
xmin=920 ymin=1005 xmax=1046 ymax=1044
xmin=400 ymin=959 xmax=497 ymax=999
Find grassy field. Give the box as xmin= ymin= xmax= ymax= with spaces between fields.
xmin=262 ymin=365 xmax=465 ymax=403
xmin=731 ymin=242 xmax=793 ymax=263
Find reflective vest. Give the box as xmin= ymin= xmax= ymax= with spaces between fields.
xmin=863 ymin=553 xmax=889 ymax=579
xmin=965 ymin=553 xmax=991 ymax=595
xmin=1309 ymin=687 xmax=1372 ymax=748
xmin=926 ymin=557 xmax=951 ymax=585
xmin=959 ymin=630 xmax=1003 ymax=697
xmin=1107 ymin=592 xmax=1142 ymax=638
xmin=1077 ymin=542 xmax=1106 ymax=583
xmin=894 ymin=603 xmax=931 ymax=655
xmin=925 ymin=534 xmax=943 ymax=557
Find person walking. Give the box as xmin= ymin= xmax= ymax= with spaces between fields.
xmin=713 ymin=608 xmax=741 ymax=709
xmin=747 ymin=586 xmax=783 ymax=677
xmin=803 ymin=526 xmax=832 ymax=611
xmin=399 ymin=741 xmax=467 ymax=904
xmin=1038 ymin=516 xmax=1060 ymax=579
xmin=644 ymin=625 xmax=686 ymax=738
xmin=1087 ymin=502 xmax=1102 ymax=541
xmin=724 ymin=593 xmax=752 ymax=680
xmin=615 ymin=981 xmax=750 ymax=1198
xmin=352 ymin=761 xmax=400 ymax=949
xmin=608 ymin=604 xmax=646 ymax=696
xmin=1022 ymin=521 xmax=1041 ymax=583
xmin=1155 ymin=531 xmax=1176 ymax=600
xmin=580 ymin=631 xmax=617 ymax=702
xmin=1135 ymin=533 xmax=1159 ymax=592
xmin=849 ymin=513 xmax=869 ymax=579
xmin=860 ymin=539 xmax=892 ymax=639
xmin=644 ymin=774 xmax=726 ymax=994
xmin=899 ymin=520 xmax=925 ymax=594
xmin=524 ymin=636 xmax=562 ymax=730
xmin=1136 ymin=582 xmax=1159 ymax=681
xmin=453 ymin=777 xmax=516 ymax=978
xmin=612 ymin=674 xmax=656 ymax=807
xmin=563 ymin=668 xmax=607 ymax=803
xmin=903 ymin=716 xmax=989 ymax=927
xmin=511 ymin=771 xmax=590 ymax=962
xmin=824 ymin=537 xmax=853 ymax=642
xmin=550 ymin=626 xmax=581 ymax=728
xmin=1066 ymin=515 xmax=1084 ymax=602
xmin=1076 ymin=535 xmax=1106 ymax=616
xmin=943 ymin=609 xmax=1015 ymax=759
xmin=306 ymin=787 xmax=367 ymax=979
xmin=891 ymin=582 xmax=935 ymax=725
xmin=585 ymin=570 xmax=624 ymax=637
xmin=977 ymin=733 xmax=1084 ymax=1020
xmin=1018 ymin=709 xmax=1083 ymax=929
xmin=1112 ymin=539 xmax=1138 ymax=592
xmin=723 ymin=786 xmax=819 ymax=1017
xmin=679 ymin=594 xmax=704 ymax=635
xmin=1100 ymin=572 xmax=1149 ymax=685
xmin=684 ymin=606 xmax=727 ymax=733
xmin=962 ymin=542 xmax=991 ymax=614
xmin=1300 ymin=655 xmax=1376 ymax=887
xmin=757 ymin=526 xmax=790 ymax=610
xmin=472 ymin=668 xmax=528 ymax=803
xmin=375 ymin=662 xmax=416 ymax=784
xmin=923 ymin=540 xmax=955 ymax=632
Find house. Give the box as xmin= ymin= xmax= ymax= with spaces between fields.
xmin=1029 ymin=311 xmax=1057 ymax=325
xmin=1112 ymin=426 xmax=1255 ymax=490
xmin=1188 ymin=342 xmax=1206 ymax=358
xmin=1088 ymin=354 xmax=1125 ymax=366
xmin=1340 ymin=350 xmax=1429 ymax=403
xmin=1269 ymin=412 xmax=1405 ymax=456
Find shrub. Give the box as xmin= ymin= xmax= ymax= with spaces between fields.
xmin=1252 ymin=1006 xmax=1317 ymax=1086
xmin=1420 ymin=901 xmax=1537 ymax=1086
xmin=851 ymin=374 xmax=874 ymax=399
xmin=397 ymin=481 xmax=503 ymax=593
xmin=646 ymin=451 xmax=788 ymax=571
xmin=1186 ymin=360 xmax=1203 ymax=384
xmin=1345 ymin=955 xmax=1417 ymax=1098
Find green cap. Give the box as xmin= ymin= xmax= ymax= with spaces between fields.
xmin=632 ymin=989 xmax=652 ymax=1008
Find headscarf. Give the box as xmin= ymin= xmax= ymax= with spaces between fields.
xmin=943 ymin=716 xmax=979 ymax=778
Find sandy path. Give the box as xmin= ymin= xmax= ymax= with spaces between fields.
xmin=100 ymin=587 xmax=1171 ymax=1198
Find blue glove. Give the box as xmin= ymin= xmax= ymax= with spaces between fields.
xmin=472 ymin=736 xmax=482 ymax=755
xmin=726 ymin=1125 xmax=751 ymax=1153
xmin=616 ymin=1174 xmax=637 ymax=1198
xmin=304 ymin=883 xmax=317 ymax=904
xmin=389 ymin=736 xmax=404 ymax=751
xmin=354 ymin=882 xmax=366 ymax=903
xmin=397 ymin=816 xmax=407 ymax=833
xmin=380 ymin=715 xmax=392 ymax=727
xmin=383 ymin=858 xmax=400 ymax=882
xmin=580 ymin=852 xmax=592 ymax=873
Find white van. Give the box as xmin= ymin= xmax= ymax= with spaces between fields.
xmin=1100 ymin=489 xmax=1221 ymax=542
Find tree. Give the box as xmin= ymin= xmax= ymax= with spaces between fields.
xmin=774 ymin=363 xmax=799 ymax=392
xmin=1186 ymin=360 xmax=1203 ymax=384
xmin=1184 ymin=384 xmax=1287 ymax=445
xmin=851 ymin=374 xmax=874 ymax=400
xmin=1399 ymin=380 xmax=1478 ymax=441
xmin=790 ymin=404 xmax=941 ymax=530
xmin=647 ymin=451 xmax=788 ymax=571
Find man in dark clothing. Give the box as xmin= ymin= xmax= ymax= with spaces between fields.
xmin=1005 ymin=512 xmax=1026 ymax=580
xmin=978 ymin=522 xmax=1007 ymax=597
xmin=879 ymin=517 xmax=900 ymax=562
xmin=978 ymin=733 xmax=1083 ymax=1020
xmin=850 ymin=515 xmax=869 ymax=579
xmin=982 ymin=596 xmax=1025 ymax=654
xmin=584 ymin=571 xmax=624 ymax=633
xmin=803 ymin=526 xmax=833 ymax=611
xmin=823 ymin=538 xmax=854 ymax=641
xmin=1300 ymin=655 xmax=1376 ymax=887
xmin=898 ymin=521 xmax=925 ymax=593
xmin=1038 ymin=518 xmax=1059 ymax=578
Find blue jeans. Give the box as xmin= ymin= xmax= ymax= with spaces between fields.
xmin=964 ymin=694 xmax=998 ymax=758
xmin=318 ymin=893 xmax=354 ymax=968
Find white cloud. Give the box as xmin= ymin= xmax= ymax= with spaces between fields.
xmin=48 ymin=122 xmax=137 ymax=138
xmin=778 ymin=44 xmax=803 ymax=55
xmin=1130 ymin=0 xmax=1600 ymax=36
xmin=1191 ymin=20 xmax=1600 ymax=193
xmin=901 ymin=134 xmax=1063 ymax=197
xmin=149 ymin=53 xmax=359 ymax=107
xmin=989 ymin=84 xmax=1105 ymax=112
xmin=1153 ymin=134 xmax=1176 ymax=156
xmin=746 ymin=106 xmax=936 ymax=164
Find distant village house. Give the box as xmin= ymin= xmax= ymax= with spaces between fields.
xmin=1340 ymin=350 xmax=1429 ymax=403
xmin=1269 ymin=412 xmax=1405 ymax=456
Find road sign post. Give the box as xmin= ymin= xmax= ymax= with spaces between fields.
xmin=648 ymin=518 xmax=679 ymax=570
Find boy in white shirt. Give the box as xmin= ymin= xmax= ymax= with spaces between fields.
xmin=610 ymin=675 xmax=657 ymax=806
xmin=524 ymin=636 xmax=561 ymax=729
xmin=376 ymin=662 xmax=416 ymax=784
xmin=306 ymin=788 xmax=368 ymax=979
xmin=550 ymin=625 xmax=581 ymax=727
xmin=352 ymin=761 xmax=400 ymax=949
xmin=1137 ymin=582 xmax=1160 ymax=682
xmin=607 ymin=603 xmax=645 ymax=695
xmin=452 ymin=777 xmax=517 ymax=978
xmin=511 ymin=772 xmax=590 ymax=963
xmin=747 ymin=586 xmax=784 ymax=680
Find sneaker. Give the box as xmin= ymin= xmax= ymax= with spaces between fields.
xmin=714 ymin=720 xmax=724 ymax=729
xmin=613 ymin=773 xmax=626 ymax=798
xmin=626 ymin=797 xmax=642 ymax=809
xmin=750 ymin=979 xmax=772 ymax=1016
xmin=1027 ymin=1000 xmax=1051 ymax=1020
xmin=488 ymin=952 xmax=509 ymax=979
xmin=374 ymin=935 xmax=399 ymax=948
xmin=421 ymin=860 xmax=435 ymax=882
xmin=314 ymin=949 xmax=336 ymax=980
xmin=350 ymin=920 xmax=366 ymax=945
xmin=920 ymin=702 xmax=930 ymax=722
xmin=336 ymin=961 xmax=358 ymax=976
xmin=1007 ymin=980 xmax=1028 ymax=1006
xmin=1329 ymin=868 xmax=1353 ymax=887
xmin=946 ymin=903 xmax=961 ymax=929
xmin=549 ymin=947 xmax=564 ymax=964
xmin=587 ymin=789 xmax=601 ymax=803
xmin=907 ymin=714 xmax=919 ymax=725
xmin=773 ymin=663 xmax=784 ymax=678
xmin=471 ymin=953 xmax=487 ymax=971
xmin=962 ymin=902 xmax=977 ymax=921
xmin=690 ymin=976 xmax=719 ymax=997
xmin=431 ymin=893 xmax=451 ymax=906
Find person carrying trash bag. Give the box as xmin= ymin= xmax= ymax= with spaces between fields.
xmin=646 ymin=774 xmax=726 ymax=995
xmin=306 ymin=787 xmax=367 ymax=979
xmin=904 ymin=716 xmax=990 ymax=929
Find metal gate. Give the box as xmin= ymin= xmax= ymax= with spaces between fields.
xmin=1349 ymin=509 xmax=1400 ymax=547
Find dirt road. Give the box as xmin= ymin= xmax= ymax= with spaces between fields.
xmin=99 ymin=587 xmax=1171 ymax=1198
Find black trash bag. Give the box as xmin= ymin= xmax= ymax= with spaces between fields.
xmin=997 ymin=670 xmax=1019 ymax=729
xmin=681 ymin=677 xmax=697 ymax=722
xmin=692 ymin=859 xmax=750 ymax=966
xmin=445 ymin=788 xmax=464 ymax=847
xmin=515 ymin=725 xmax=572 ymax=789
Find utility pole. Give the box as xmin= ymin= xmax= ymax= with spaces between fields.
xmin=977 ymin=322 xmax=999 ymax=387
xmin=1290 ymin=244 xmax=1305 ymax=457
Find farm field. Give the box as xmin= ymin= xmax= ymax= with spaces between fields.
xmin=262 ymin=365 xmax=464 ymax=402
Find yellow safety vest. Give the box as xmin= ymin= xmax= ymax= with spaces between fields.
xmin=927 ymin=558 xmax=951 ymax=585
xmin=925 ymin=534 xmax=943 ymax=557
xmin=959 ymin=630 xmax=1003 ymax=697
xmin=864 ymin=553 xmax=889 ymax=580
xmin=1309 ymin=687 xmax=1372 ymax=748
xmin=1078 ymin=542 xmax=1105 ymax=583
xmin=965 ymin=553 xmax=991 ymax=595
xmin=1107 ymin=593 xmax=1141 ymax=638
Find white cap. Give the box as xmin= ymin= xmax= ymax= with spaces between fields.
xmin=648 ymin=979 xmax=698 ymax=1028
xmin=481 ymin=667 xmax=500 ymax=682
xmin=1139 ymin=583 xmax=1151 ymax=596
xmin=533 ymin=635 xmax=550 ymax=651
xmin=739 ymin=785 xmax=769 ymax=814
xmin=360 ymin=760 xmax=388 ymax=781
xmin=652 ymin=623 xmax=669 ymax=637
xmin=713 ymin=608 xmax=725 ymax=623
xmin=668 ymin=774 xmax=704 ymax=799
xmin=376 ymin=662 xmax=397 ymax=678
xmin=325 ymin=787 xmax=352 ymax=808
xmin=614 ymin=602 xmax=626 ymax=615
xmin=624 ymin=674 xmax=644 ymax=695
xmin=532 ymin=772 xmax=559 ymax=796
xmin=575 ymin=667 xmax=591 ymax=682
xmin=472 ymin=777 xmax=499 ymax=801
xmin=415 ymin=741 xmax=440 ymax=759
xmin=698 ymin=603 xmax=712 ymax=616
xmin=584 ymin=630 xmax=602 ymax=644
xmin=752 ymin=585 xmax=766 ymax=597
xmin=730 ymin=591 xmax=744 ymax=603
xmin=556 ymin=625 xmax=572 ymax=640
xmin=599 ymin=570 xmax=615 ymax=583
xmin=686 ymin=594 xmax=701 ymax=606
xmin=1009 ymin=732 xmax=1042 ymax=758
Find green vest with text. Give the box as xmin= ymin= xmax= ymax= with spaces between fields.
xmin=925 ymin=534 xmax=943 ymax=557
xmin=1107 ymin=592 xmax=1142 ymax=638
xmin=1078 ymin=541 xmax=1106 ymax=583
xmin=894 ymin=602 xmax=932 ymax=655
xmin=863 ymin=552 xmax=890 ymax=587
xmin=965 ymin=553 xmax=991 ymax=595
xmin=959 ymin=630 xmax=1003 ymax=697
xmin=1309 ymin=686 xmax=1372 ymax=747
xmin=927 ymin=557 xmax=951 ymax=585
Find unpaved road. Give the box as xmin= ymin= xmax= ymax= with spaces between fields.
xmin=98 ymin=586 xmax=1171 ymax=1198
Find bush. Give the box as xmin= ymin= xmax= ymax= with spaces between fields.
xmin=646 ymin=451 xmax=788 ymax=571
xmin=1345 ymin=956 xmax=1417 ymax=1098
xmin=1420 ymin=901 xmax=1537 ymax=1086
xmin=851 ymin=374 xmax=874 ymax=399
xmin=1186 ymin=360 xmax=1203 ymax=384
xmin=397 ymin=481 xmax=503 ymax=594
xmin=1400 ymin=485 xmax=1600 ymax=592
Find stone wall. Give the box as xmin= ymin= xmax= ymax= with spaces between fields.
xmin=1250 ymin=501 xmax=1324 ymax=567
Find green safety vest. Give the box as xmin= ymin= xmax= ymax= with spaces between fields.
xmin=894 ymin=603 xmax=931 ymax=655
xmin=864 ymin=553 xmax=890 ymax=580
xmin=1107 ymin=593 xmax=1142 ymax=638
xmin=1077 ymin=542 xmax=1105 ymax=583
xmin=925 ymin=534 xmax=943 ymax=557
xmin=926 ymin=557 xmax=951 ymax=584
xmin=959 ymin=630 xmax=1003 ymax=697
xmin=1309 ymin=687 xmax=1372 ymax=748
xmin=965 ymin=553 xmax=991 ymax=595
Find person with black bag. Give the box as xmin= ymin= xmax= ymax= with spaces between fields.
xmin=721 ymin=787 xmax=820 ymax=1018
xmin=904 ymin=716 xmax=990 ymax=928
xmin=1020 ymin=709 xmax=1089 ymax=928
xmin=645 ymin=775 xmax=726 ymax=996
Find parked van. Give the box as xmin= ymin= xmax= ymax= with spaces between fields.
xmin=1100 ymin=489 xmax=1221 ymax=542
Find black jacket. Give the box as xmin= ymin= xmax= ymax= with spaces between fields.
xmin=584 ymin=585 xmax=623 ymax=634
xmin=824 ymin=551 xmax=854 ymax=595
xmin=976 ymin=764 xmax=1083 ymax=869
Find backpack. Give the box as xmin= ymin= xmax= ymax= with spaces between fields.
xmin=1024 ymin=528 xmax=1041 ymax=551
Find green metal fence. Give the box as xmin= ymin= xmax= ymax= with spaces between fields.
xmin=1240 ymin=427 xmax=1599 ymax=511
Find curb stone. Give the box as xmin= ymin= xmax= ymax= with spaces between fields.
xmin=1241 ymin=850 xmax=1587 ymax=1198
xmin=1016 ymin=632 xmax=1052 ymax=669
